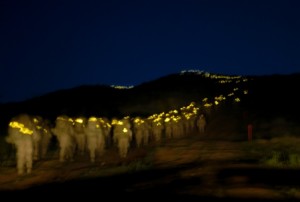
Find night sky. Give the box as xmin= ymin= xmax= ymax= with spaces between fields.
xmin=1 ymin=0 xmax=299 ymax=103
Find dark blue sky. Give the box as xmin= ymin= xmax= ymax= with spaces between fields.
xmin=1 ymin=0 xmax=299 ymax=103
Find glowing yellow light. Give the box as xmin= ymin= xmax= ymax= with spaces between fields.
xmin=147 ymin=114 xmax=156 ymax=120
xmin=134 ymin=118 xmax=144 ymax=125
xmin=9 ymin=121 xmax=33 ymax=135
xmin=111 ymin=119 xmax=118 ymax=125
xmin=33 ymin=118 xmax=39 ymax=123
xmin=57 ymin=116 xmax=66 ymax=121
xmin=75 ymin=118 xmax=84 ymax=123
xmin=184 ymin=114 xmax=191 ymax=120
xmin=193 ymin=108 xmax=199 ymax=114
xmin=110 ymin=85 xmax=134 ymax=89
xmin=204 ymin=103 xmax=213 ymax=107
xmin=173 ymin=116 xmax=181 ymax=122
xmin=180 ymin=70 xmax=242 ymax=81
xmin=164 ymin=118 xmax=170 ymax=122
xmin=134 ymin=118 xmax=141 ymax=123
xmin=215 ymin=95 xmax=226 ymax=101
xmin=214 ymin=101 xmax=219 ymax=105
xmin=123 ymin=128 xmax=128 ymax=133
xmin=234 ymin=98 xmax=241 ymax=102
xmin=20 ymin=128 xmax=33 ymax=135
xmin=88 ymin=117 xmax=98 ymax=122
xmin=9 ymin=121 xmax=24 ymax=128
xmin=187 ymin=102 xmax=195 ymax=109
xmin=153 ymin=117 xmax=161 ymax=122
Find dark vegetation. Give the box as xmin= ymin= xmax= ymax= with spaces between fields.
xmin=0 ymin=71 xmax=299 ymax=137
xmin=1 ymin=71 xmax=300 ymax=201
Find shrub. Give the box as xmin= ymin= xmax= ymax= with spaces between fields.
xmin=264 ymin=151 xmax=300 ymax=168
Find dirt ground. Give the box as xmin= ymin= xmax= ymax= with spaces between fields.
xmin=1 ymin=134 xmax=300 ymax=201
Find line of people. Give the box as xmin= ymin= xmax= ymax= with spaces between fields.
xmin=5 ymin=103 xmax=207 ymax=175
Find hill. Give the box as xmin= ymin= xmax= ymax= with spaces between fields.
xmin=1 ymin=70 xmax=300 ymax=200
xmin=0 ymin=70 xmax=299 ymax=135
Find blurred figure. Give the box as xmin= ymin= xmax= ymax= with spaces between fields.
xmin=84 ymin=117 xmax=105 ymax=163
xmin=32 ymin=116 xmax=53 ymax=160
xmin=98 ymin=117 xmax=112 ymax=148
xmin=39 ymin=119 xmax=53 ymax=159
xmin=5 ymin=114 xmax=37 ymax=175
xmin=31 ymin=116 xmax=43 ymax=160
xmin=164 ymin=115 xmax=173 ymax=139
xmin=73 ymin=117 xmax=87 ymax=156
xmin=197 ymin=114 xmax=207 ymax=134
xmin=171 ymin=115 xmax=184 ymax=139
xmin=181 ymin=102 xmax=199 ymax=135
xmin=113 ymin=117 xmax=132 ymax=158
xmin=181 ymin=112 xmax=192 ymax=135
xmin=51 ymin=115 xmax=75 ymax=162
xmin=142 ymin=119 xmax=151 ymax=146
xmin=150 ymin=114 xmax=164 ymax=143
xmin=133 ymin=117 xmax=144 ymax=148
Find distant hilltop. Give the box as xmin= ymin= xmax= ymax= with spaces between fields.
xmin=0 ymin=70 xmax=299 ymax=134
xmin=109 ymin=69 xmax=247 ymax=90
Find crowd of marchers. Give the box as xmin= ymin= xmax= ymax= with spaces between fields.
xmin=5 ymin=102 xmax=207 ymax=175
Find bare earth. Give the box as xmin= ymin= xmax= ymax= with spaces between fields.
xmin=1 ymin=134 xmax=299 ymax=201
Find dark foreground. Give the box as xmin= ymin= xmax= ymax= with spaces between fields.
xmin=1 ymin=136 xmax=300 ymax=202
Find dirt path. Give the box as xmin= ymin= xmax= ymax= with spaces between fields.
xmin=1 ymin=135 xmax=300 ymax=201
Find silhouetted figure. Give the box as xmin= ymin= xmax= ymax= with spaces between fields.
xmin=36 ymin=118 xmax=53 ymax=159
xmin=40 ymin=119 xmax=53 ymax=159
xmin=98 ymin=117 xmax=112 ymax=148
xmin=5 ymin=114 xmax=37 ymax=175
xmin=73 ymin=117 xmax=87 ymax=156
xmin=150 ymin=115 xmax=164 ymax=143
xmin=51 ymin=115 xmax=75 ymax=162
xmin=84 ymin=116 xmax=106 ymax=163
xmin=113 ymin=117 xmax=132 ymax=158
xmin=197 ymin=114 xmax=207 ymax=134
xmin=133 ymin=117 xmax=145 ymax=148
